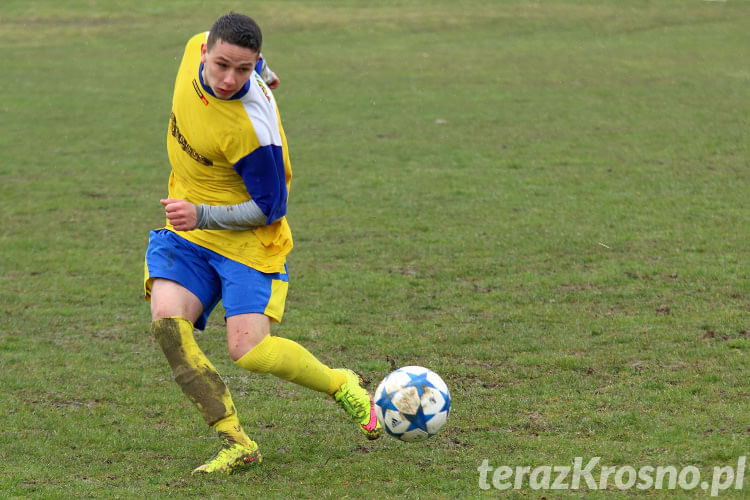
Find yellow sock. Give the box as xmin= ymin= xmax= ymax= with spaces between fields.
xmin=152 ymin=317 xmax=250 ymax=445
xmin=235 ymin=334 xmax=346 ymax=395
xmin=213 ymin=413 xmax=253 ymax=447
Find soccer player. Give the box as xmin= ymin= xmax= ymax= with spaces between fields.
xmin=143 ymin=12 xmax=381 ymax=475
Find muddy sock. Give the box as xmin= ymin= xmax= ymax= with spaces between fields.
xmin=152 ymin=317 xmax=250 ymax=445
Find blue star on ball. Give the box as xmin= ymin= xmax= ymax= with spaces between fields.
xmin=402 ymin=401 xmax=436 ymax=433
xmin=401 ymin=371 xmax=435 ymax=397
xmin=375 ymin=386 xmax=400 ymax=414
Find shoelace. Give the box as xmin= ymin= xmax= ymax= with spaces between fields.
xmin=345 ymin=383 xmax=368 ymax=419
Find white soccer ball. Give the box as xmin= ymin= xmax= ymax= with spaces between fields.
xmin=374 ymin=366 xmax=451 ymax=442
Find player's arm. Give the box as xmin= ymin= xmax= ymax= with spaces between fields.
xmin=161 ymin=198 xmax=277 ymax=231
xmin=196 ymin=199 xmax=269 ymax=230
xmin=162 ymin=138 xmax=287 ymax=231
xmin=232 ymin=145 xmax=288 ymax=226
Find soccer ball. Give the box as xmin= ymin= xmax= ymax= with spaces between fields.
xmin=374 ymin=366 xmax=451 ymax=442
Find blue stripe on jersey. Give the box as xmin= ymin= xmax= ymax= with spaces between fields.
xmin=255 ymin=56 xmax=264 ymax=76
xmin=234 ymin=145 xmax=287 ymax=224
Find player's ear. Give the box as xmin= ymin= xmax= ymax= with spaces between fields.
xmin=200 ymin=43 xmax=208 ymax=63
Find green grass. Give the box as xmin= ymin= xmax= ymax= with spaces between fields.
xmin=1 ymin=0 xmax=748 ymax=498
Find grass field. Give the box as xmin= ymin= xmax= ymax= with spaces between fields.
xmin=1 ymin=0 xmax=748 ymax=498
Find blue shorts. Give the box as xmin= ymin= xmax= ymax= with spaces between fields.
xmin=144 ymin=229 xmax=289 ymax=330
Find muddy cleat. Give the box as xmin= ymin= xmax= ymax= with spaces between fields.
xmin=191 ymin=440 xmax=262 ymax=475
xmin=333 ymin=368 xmax=382 ymax=440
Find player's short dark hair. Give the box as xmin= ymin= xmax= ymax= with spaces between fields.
xmin=207 ymin=12 xmax=262 ymax=53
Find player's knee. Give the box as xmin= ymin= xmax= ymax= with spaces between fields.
xmin=150 ymin=306 xmax=170 ymax=322
xmin=150 ymin=295 xmax=181 ymax=321
xmin=231 ymin=332 xmax=272 ymax=365
xmin=228 ymin=346 xmax=244 ymax=362
xmin=228 ymin=337 xmax=263 ymax=362
xmin=149 ymin=278 xmax=203 ymax=322
xmin=226 ymin=315 xmax=270 ymax=361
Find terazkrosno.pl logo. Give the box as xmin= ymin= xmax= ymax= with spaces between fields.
xmin=478 ymin=456 xmax=746 ymax=497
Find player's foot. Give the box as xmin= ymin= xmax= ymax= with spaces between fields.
xmin=333 ymin=368 xmax=382 ymax=440
xmin=191 ymin=440 xmax=262 ymax=475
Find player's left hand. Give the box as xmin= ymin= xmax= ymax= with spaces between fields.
xmin=267 ymin=71 xmax=280 ymax=89
xmin=161 ymin=198 xmax=198 ymax=231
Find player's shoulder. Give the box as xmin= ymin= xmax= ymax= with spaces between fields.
xmin=185 ymin=31 xmax=209 ymax=51
xmin=238 ymin=76 xmax=281 ymax=147
xmin=175 ymin=32 xmax=207 ymax=75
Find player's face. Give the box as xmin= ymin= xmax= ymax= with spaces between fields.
xmin=201 ymin=40 xmax=258 ymax=100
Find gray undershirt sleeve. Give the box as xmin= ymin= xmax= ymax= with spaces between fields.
xmin=195 ymin=199 xmax=268 ymax=230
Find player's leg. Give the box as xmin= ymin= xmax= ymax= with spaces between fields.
xmin=229 ymin=313 xmax=380 ymax=439
xmin=218 ymin=260 xmax=381 ymax=439
xmin=150 ymin=279 xmax=242 ymax=437
xmin=145 ymin=230 xmax=260 ymax=474
xmin=228 ymin=312 xmax=343 ymax=394
xmin=151 ymin=307 xmax=261 ymax=475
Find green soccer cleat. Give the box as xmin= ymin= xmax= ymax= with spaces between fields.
xmin=333 ymin=368 xmax=382 ymax=440
xmin=191 ymin=440 xmax=262 ymax=475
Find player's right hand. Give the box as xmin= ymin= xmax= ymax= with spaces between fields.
xmin=161 ymin=198 xmax=198 ymax=231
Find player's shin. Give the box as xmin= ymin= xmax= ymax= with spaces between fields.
xmin=151 ymin=317 xmax=251 ymax=446
xmin=234 ymin=334 xmax=346 ymax=395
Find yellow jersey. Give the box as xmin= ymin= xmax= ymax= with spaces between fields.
xmin=164 ymin=32 xmax=292 ymax=273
